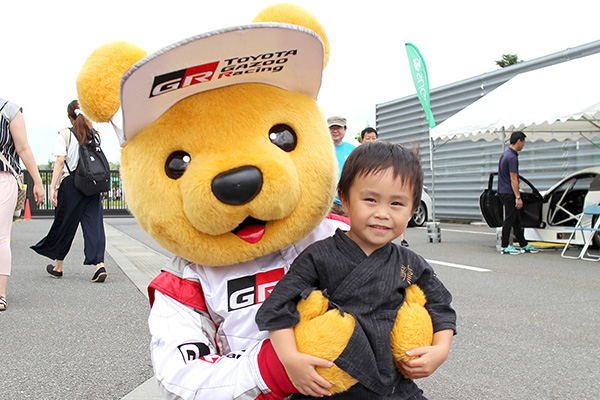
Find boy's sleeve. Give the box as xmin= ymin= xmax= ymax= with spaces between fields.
xmin=414 ymin=256 xmax=457 ymax=334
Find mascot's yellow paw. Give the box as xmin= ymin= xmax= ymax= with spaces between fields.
xmin=391 ymin=284 xmax=433 ymax=375
xmin=294 ymin=290 xmax=358 ymax=394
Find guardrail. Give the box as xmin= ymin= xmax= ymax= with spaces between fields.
xmin=20 ymin=170 xmax=130 ymax=217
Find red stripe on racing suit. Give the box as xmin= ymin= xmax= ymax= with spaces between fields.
xmin=147 ymin=216 xmax=349 ymax=399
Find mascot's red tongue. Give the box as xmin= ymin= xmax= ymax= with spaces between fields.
xmin=236 ymin=224 xmax=265 ymax=244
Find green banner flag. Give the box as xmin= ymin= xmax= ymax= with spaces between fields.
xmin=405 ymin=43 xmax=436 ymax=128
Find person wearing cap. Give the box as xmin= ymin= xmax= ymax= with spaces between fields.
xmin=328 ymin=116 xmax=356 ymax=216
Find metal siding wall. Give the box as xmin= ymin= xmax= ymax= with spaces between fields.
xmin=423 ymin=139 xmax=600 ymax=221
xmin=376 ymin=41 xmax=600 ymax=221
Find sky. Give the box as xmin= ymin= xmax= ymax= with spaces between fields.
xmin=3 ymin=0 xmax=599 ymax=164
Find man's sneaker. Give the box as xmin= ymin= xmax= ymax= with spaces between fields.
xmin=501 ymin=245 xmax=522 ymax=255
xmin=522 ymin=244 xmax=539 ymax=253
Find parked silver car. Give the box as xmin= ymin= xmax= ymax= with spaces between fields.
xmin=409 ymin=187 xmax=433 ymax=227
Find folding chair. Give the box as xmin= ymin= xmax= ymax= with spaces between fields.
xmin=561 ymin=204 xmax=600 ymax=261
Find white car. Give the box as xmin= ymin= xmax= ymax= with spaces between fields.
xmin=409 ymin=187 xmax=433 ymax=227
xmin=479 ymin=167 xmax=600 ymax=245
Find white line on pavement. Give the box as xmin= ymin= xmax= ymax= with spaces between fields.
xmin=426 ymin=259 xmax=492 ymax=272
xmin=439 ymin=228 xmax=496 ymax=236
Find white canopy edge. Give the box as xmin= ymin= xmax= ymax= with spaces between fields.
xmin=430 ymin=52 xmax=600 ymax=143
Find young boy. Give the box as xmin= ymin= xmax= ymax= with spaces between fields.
xmin=256 ymin=141 xmax=456 ymax=399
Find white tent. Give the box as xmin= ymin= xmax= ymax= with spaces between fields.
xmin=430 ymin=52 xmax=600 ymax=144
xmin=424 ymin=52 xmax=600 ymax=227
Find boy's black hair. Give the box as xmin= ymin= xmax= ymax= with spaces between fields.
xmin=338 ymin=141 xmax=423 ymax=211
xmin=510 ymin=131 xmax=526 ymax=144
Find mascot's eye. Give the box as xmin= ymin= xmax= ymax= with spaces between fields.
xmin=269 ymin=124 xmax=297 ymax=152
xmin=165 ymin=151 xmax=191 ymax=179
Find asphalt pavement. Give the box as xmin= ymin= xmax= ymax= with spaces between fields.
xmin=1 ymin=216 xmax=166 ymax=400
xmin=407 ymin=223 xmax=600 ymax=400
xmin=1 ymin=217 xmax=599 ymax=399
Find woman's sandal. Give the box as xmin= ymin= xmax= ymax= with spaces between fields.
xmin=0 ymin=296 xmax=6 ymax=311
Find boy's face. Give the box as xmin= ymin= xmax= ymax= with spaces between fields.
xmin=341 ymin=168 xmax=415 ymax=256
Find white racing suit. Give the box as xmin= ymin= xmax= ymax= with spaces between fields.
xmin=148 ymin=216 xmax=349 ymax=400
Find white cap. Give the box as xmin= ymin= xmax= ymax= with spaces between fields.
xmin=113 ymin=22 xmax=325 ymax=145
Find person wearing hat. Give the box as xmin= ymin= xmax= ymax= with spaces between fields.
xmin=328 ymin=116 xmax=356 ymax=216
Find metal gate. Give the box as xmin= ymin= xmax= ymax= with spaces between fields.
xmin=20 ymin=170 xmax=130 ymax=217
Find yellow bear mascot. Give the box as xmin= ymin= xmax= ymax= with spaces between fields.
xmin=76 ymin=3 xmax=433 ymax=399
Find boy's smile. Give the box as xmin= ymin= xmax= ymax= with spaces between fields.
xmin=341 ymin=168 xmax=415 ymax=256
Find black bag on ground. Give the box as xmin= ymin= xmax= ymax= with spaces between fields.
xmin=67 ymin=132 xmax=110 ymax=196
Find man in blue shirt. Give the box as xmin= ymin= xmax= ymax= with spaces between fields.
xmin=328 ymin=116 xmax=356 ymax=216
xmin=498 ymin=131 xmax=538 ymax=255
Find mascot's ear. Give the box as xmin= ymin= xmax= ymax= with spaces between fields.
xmin=252 ymin=3 xmax=329 ymax=68
xmin=76 ymin=41 xmax=147 ymax=122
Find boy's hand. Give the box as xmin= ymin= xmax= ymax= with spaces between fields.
xmin=399 ymin=344 xmax=448 ymax=379
xmin=399 ymin=329 xmax=453 ymax=380
xmin=282 ymin=352 xmax=334 ymax=397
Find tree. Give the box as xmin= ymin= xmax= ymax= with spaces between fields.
xmin=355 ymin=122 xmax=373 ymax=143
xmin=38 ymin=159 xmax=54 ymax=170
xmin=496 ymin=54 xmax=523 ymax=68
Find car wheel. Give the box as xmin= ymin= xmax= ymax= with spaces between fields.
xmin=409 ymin=202 xmax=427 ymax=227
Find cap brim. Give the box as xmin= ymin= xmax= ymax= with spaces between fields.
xmin=119 ymin=23 xmax=324 ymax=143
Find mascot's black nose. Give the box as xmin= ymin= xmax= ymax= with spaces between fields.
xmin=212 ymin=166 xmax=263 ymax=205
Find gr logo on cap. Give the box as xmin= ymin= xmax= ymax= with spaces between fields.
xmin=111 ymin=23 xmax=325 ymax=146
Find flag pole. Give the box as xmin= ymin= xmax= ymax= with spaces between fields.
xmin=405 ymin=42 xmax=440 ymax=242
xmin=429 ymin=133 xmax=436 ymax=222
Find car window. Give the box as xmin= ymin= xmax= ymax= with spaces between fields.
xmin=573 ymin=176 xmax=594 ymax=191
xmin=555 ymin=176 xmax=594 ymax=193
xmin=518 ymin=180 xmax=536 ymax=194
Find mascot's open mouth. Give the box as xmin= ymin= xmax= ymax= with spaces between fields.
xmin=232 ymin=217 xmax=267 ymax=244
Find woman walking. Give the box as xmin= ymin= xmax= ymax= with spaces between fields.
xmin=1 ymin=98 xmax=45 ymax=311
xmin=31 ymin=100 xmax=107 ymax=282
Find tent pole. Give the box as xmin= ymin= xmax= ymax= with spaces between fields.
xmin=426 ymin=133 xmax=441 ymax=243
xmin=580 ymin=133 xmax=600 ymax=150
xmin=429 ymin=134 xmax=436 ymax=222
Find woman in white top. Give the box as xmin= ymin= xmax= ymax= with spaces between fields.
xmin=31 ymin=100 xmax=107 ymax=283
